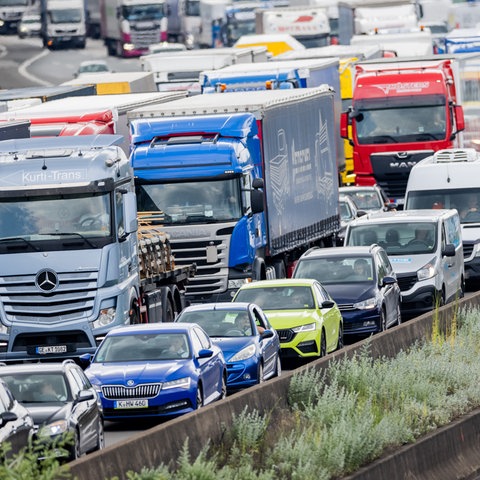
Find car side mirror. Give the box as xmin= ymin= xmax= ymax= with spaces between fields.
xmin=443 ymin=243 xmax=456 ymax=257
xmin=356 ymin=209 xmax=368 ymax=218
xmin=78 ymin=353 xmax=93 ymax=365
xmin=77 ymin=390 xmax=95 ymax=403
xmin=321 ymin=300 xmax=336 ymax=309
xmin=260 ymin=329 xmax=274 ymax=339
xmin=198 ymin=348 xmax=213 ymax=358
xmin=382 ymin=275 xmax=397 ymax=286
xmin=0 ymin=411 xmax=17 ymax=426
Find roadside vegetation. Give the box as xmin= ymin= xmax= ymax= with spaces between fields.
xmin=5 ymin=304 xmax=480 ymax=479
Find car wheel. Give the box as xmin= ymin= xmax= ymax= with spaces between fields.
xmin=378 ymin=307 xmax=387 ymax=332
xmin=220 ymin=374 xmax=227 ymax=400
xmin=195 ymin=385 xmax=203 ymax=409
xmin=94 ymin=418 xmax=105 ymax=452
xmin=319 ymin=330 xmax=327 ymax=357
xmin=257 ymin=363 xmax=264 ymax=384
xmin=274 ymin=355 xmax=282 ymax=377
xmin=336 ymin=323 xmax=344 ymax=351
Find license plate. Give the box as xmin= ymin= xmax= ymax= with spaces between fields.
xmin=114 ymin=399 xmax=148 ymax=409
xmin=36 ymin=345 xmax=67 ymax=354
xmin=62 ymin=36 xmax=71 ymax=41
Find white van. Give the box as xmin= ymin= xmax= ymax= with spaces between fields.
xmin=344 ymin=209 xmax=464 ymax=318
xmin=404 ymin=148 xmax=480 ymax=285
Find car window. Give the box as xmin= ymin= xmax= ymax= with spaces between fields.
xmin=70 ymin=367 xmax=90 ymax=392
xmin=378 ymin=249 xmax=393 ymax=275
xmin=192 ymin=327 xmax=210 ymax=350
xmin=252 ymin=307 xmax=269 ymax=330
xmin=313 ymin=282 xmax=330 ymax=303
xmin=0 ymin=384 xmax=11 ymax=413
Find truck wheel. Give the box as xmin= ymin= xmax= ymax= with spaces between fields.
xmin=115 ymin=40 xmax=124 ymax=57
xmin=161 ymin=287 xmax=175 ymax=322
xmin=273 ymin=259 xmax=286 ymax=279
xmin=129 ymin=304 xmax=140 ymax=324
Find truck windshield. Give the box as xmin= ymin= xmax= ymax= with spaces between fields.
xmin=122 ymin=4 xmax=165 ymax=21
xmin=185 ymin=0 xmax=199 ymax=16
xmin=355 ymin=104 xmax=447 ymax=145
xmin=0 ymin=192 xmax=111 ymax=241
xmin=49 ymin=8 xmax=83 ymax=23
xmin=135 ymin=179 xmax=242 ymax=224
xmin=347 ymin=222 xmax=437 ymax=255
xmin=0 ymin=0 xmax=29 ymax=5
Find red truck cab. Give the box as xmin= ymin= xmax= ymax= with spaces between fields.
xmin=340 ymin=56 xmax=465 ymax=206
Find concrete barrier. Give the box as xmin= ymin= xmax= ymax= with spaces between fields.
xmin=68 ymin=293 xmax=480 ymax=480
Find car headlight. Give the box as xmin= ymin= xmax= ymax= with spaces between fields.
xmin=417 ymin=262 xmax=436 ymax=281
xmin=230 ymin=344 xmax=256 ymax=362
xmin=353 ymin=297 xmax=377 ymax=310
xmin=38 ymin=420 xmax=69 ymax=438
xmin=292 ymin=322 xmax=316 ymax=333
xmin=92 ymin=307 xmax=116 ymax=328
xmin=162 ymin=377 xmax=191 ymax=390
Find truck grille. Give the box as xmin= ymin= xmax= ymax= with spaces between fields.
xmin=370 ymin=151 xmax=434 ymax=200
xmin=102 ymin=383 xmax=162 ymax=399
xmin=396 ymin=273 xmax=417 ymax=292
xmin=167 ymin=225 xmax=233 ymax=297
xmin=0 ymin=269 xmax=98 ymax=323
xmin=131 ymin=27 xmax=161 ymax=48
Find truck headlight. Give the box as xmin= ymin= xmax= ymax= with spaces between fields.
xmin=92 ymin=308 xmax=116 ymax=328
xmin=417 ymin=262 xmax=436 ymax=281
xmin=228 ymin=278 xmax=252 ymax=289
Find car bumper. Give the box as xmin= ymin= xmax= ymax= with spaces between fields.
xmin=278 ymin=330 xmax=320 ymax=358
xmin=465 ymin=257 xmax=480 ymax=282
xmin=400 ymin=285 xmax=437 ymax=317
xmin=341 ymin=309 xmax=381 ymax=336
xmin=226 ymin=358 xmax=259 ymax=389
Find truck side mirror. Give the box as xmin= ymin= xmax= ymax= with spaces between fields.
xmin=251 ymin=189 xmax=264 ymax=214
xmin=340 ymin=112 xmax=349 ymax=139
xmin=123 ymin=192 xmax=138 ymax=236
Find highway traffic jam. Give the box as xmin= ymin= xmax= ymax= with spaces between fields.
xmin=0 ymin=0 xmax=479 ymax=471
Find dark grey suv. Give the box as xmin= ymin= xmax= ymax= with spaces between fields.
xmin=292 ymin=245 xmax=401 ymax=337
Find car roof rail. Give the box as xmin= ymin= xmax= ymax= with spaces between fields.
xmin=62 ymin=359 xmax=76 ymax=366
xmin=304 ymin=246 xmax=320 ymax=256
xmin=369 ymin=243 xmax=380 ymax=252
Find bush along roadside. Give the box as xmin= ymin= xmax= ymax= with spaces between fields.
xmin=120 ymin=304 xmax=480 ymax=480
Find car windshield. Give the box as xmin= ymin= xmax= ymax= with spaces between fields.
xmin=79 ymin=63 xmax=109 ymax=73
xmin=178 ymin=310 xmax=253 ymax=337
xmin=0 ymin=373 xmax=70 ymax=403
xmin=235 ymin=286 xmax=314 ymax=310
xmin=94 ymin=333 xmax=191 ymax=362
xmin=294 ymin=256 xmax=375 ymax=284
xmin=347 ymin=222 xmax=437 ymax=254
xmin=342 ymin=190 xmax=383 ymax=211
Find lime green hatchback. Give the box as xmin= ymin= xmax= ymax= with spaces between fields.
xmin=233 ymin=279 xmax=343 ymax=359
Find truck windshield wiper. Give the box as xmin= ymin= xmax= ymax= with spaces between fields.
xmin=38 ymin=232 xmax=98 ymax=248
xmin=0 ymin=237 xmax=40 ymax=251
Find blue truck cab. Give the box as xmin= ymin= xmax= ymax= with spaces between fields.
xmin=129 ymin=88 xmax=340 ymax=304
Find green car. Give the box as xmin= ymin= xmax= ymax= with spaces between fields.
xmin=233 ymin=279 xmax=343 ymax=359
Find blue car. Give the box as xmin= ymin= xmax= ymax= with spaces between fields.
xmin=292 ymin=245 xmax=402 ymax=337
xmin=176 ymin=302 xmax=281 ymax=390
xmin=83 ymin=323 xmax=227 ymax=420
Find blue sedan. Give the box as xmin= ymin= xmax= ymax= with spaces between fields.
xmin=176 ymin=302 xmax=281 ymax=390
xmin=83 ymin=323 xmax=227 ymax=420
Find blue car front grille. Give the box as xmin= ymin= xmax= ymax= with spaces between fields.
xmin=102 ymin=383 xmax=162 ymax=399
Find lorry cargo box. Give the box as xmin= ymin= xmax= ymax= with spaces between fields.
xmin=62 ymin=71 xmax=158 ymax=94
xmin=0 ymin=85 xmax=97 ymax=103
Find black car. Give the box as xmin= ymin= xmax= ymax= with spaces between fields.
xmin=292 ymin=245 xmax=402 ymax=337
xmin=0 ymin=378 xmax=34 ymax=457
xmin=0 ymin=360 xmax=104 ymax=461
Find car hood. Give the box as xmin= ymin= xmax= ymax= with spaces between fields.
xmin=25 ymin=403 xmax=71 ymax=426
xmin=211 ymin=337 xmax=253 ymax=361
xmin=324 ymin=283 xmax=376 ymax=304
xmin=388 ymin=254 xmax=435 ymax=274
xmin=461 ymin=225 xmax=480 ymax=242
xmin=262 ymin=310 xmax=319 ymax=329
xmin=86 ymin=361 xmax=189 ymax=385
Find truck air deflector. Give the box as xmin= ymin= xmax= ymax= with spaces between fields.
xmin=130 ymin=113 xmax=257 ymax=146
xmin=0 ymin=134 xmax=124 ymax=153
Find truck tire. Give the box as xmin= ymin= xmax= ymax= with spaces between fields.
xmin=161 ymin=287 xmax=175 ymax=322
xmin=272 ymin=259 xmax=286 ymax=279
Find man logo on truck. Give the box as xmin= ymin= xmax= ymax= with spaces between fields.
xmin=35 ymin=269 xmax=59 ymax=293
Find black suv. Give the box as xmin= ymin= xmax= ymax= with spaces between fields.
xmin=0 ymin=360 xmax=104 ymax=461
xmin=0 ymin=378 xmax=34 ymax=457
